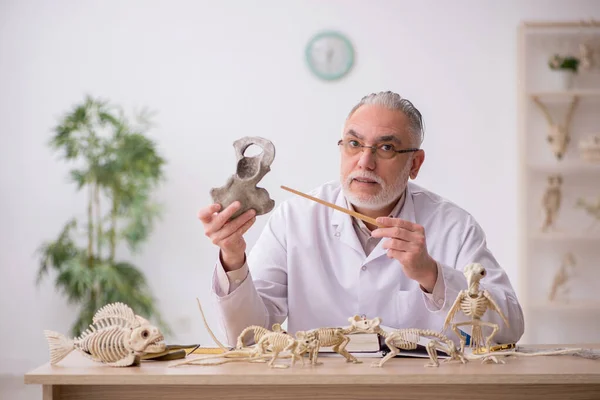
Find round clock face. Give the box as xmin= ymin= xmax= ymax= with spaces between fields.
xmin=305 ymin=31 xmax=354 ymax=81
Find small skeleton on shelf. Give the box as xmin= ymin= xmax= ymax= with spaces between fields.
xmin=541 ymin=174 xmax=562 ymax=232
xmin=444 ymin=263 xmax=509 ymax=362
xmin=532 ymin=96 xmax=579 ymax=161
xmin=548 ymin=252 xmax=577 ymax=302
xmin=580 ymin=43 xmax=593 ymax=70
xmin=575 ymin=196 xmax=600 ymax=232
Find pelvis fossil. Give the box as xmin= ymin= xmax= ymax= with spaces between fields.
xmin=210 ymin=136 xmax=276 ymax=220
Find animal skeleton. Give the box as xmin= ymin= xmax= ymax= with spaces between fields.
xmin=579 ymin=135 xmax=600 ymax=163
xmin=532 ymin=96 xmax=579 ymax=161
xmin=367 ymin=320 xmax=467 ymax=368
xmin=44 ymin=302 xmax=165 ymax=367
xmin=580 ymin=43 xmax=593 ymax=70
xmin=541 ymin=174 xmax=562 ymax=232
xmin=575 ymin=196 xmax=600 ymax=232
xmin=236 ymin=323 xmax=286 ymax=349
xmin=444 ymin=263 xmax=509 ymax=359
xmin=549 ymin=252 xmax=576 ymax=302
xmin=252 ymin=330 xmax=317 ymax=368
xmin=302 ymin=315 xmax=381 ymax=365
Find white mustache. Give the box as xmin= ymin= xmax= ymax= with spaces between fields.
xmin=348 ymin=171 xmax=383 ymax=185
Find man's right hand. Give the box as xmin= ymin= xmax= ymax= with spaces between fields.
xmin=198 ymin=201 xmax=256 ymax=271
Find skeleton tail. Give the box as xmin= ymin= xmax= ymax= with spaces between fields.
xmin=236 ymin=326 xmax=268 ymax=349
xmin=418 ymin=329 xmax=453 ymax=344
xmin=43 ymin=330 xmax=75 ymax=364
xmin=196 ymin=298 xmax=228 ymax=351
xmin=416 ymin=329 xmax=458 ymax=352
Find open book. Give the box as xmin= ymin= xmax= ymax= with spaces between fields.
xmin=318 ymin=325 xmax=451 ymax=359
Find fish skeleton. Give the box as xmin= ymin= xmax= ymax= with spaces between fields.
xmin=44 ymin=302 xmax=166 ymax=367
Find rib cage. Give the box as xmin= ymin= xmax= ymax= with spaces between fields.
xmin=381 ymin=328 xmax=455 ymax=351
xmin=75 ymin=317 xmax=131 ymax=363
xmin=236 ymin=325 xmax=271 ymax=348
xmin=459 ymin=295 xmax=489 ymax=318
xmin=308 ymin=327 xmax=344 ymax=347
xmin=257 ymin=332 xmax=295 ymax=352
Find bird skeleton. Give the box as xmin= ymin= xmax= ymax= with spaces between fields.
xmin=444 ymin=263 xmax=509 ymax=359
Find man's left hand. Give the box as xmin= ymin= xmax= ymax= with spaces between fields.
xmin=371 ymin=217 xmax=438 ymax=292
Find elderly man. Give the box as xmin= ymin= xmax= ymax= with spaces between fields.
xmin=198 ymin=91 xmax=524 ymax=348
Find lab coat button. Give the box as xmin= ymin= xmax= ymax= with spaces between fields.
xmin=361 ymin=266 xmax=367 ymax=271
xmin=334 ymin=232 xmax=340 ymax=237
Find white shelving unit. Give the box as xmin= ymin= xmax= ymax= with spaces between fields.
xmin=518 ymin=20 xmax=600 ymax=345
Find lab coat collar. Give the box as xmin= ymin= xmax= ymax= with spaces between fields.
xmin=331 ymin=182 xmax=417 ymax=262
xmin=331 ymin=188 xmax=365 ymax=257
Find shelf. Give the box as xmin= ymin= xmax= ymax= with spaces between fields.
xmin=527 ymin=161 xmax=600 ymax=174
xmin=529 ymin=300 xmax=600 ymax=311
xmin=530 ymin=231 xmax=600 ymax=241
xmin=528 ymin=90 xmax=600 ymax=100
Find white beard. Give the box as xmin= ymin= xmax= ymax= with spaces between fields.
xmin=341 ymin=156 xmax=413 ymax=210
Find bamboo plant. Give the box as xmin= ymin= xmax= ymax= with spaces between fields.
xmin=36 ymin=95 xmax=170 ymax=337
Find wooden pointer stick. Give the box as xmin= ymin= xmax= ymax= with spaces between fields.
xmin=280 ymin=185 xmax=386 ymax=228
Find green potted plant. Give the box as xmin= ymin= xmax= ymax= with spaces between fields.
xmin=548 ymin=54 xmax=580 ymax=90
xmin=36 ymin=95 xmax=170 ymax=337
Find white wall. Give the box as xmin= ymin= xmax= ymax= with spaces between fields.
xmin=1 ymin=0 xmax=600 ymax=382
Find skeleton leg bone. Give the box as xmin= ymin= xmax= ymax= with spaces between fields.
xmin=371 ymin=336 xmax=400 ymax=368
xmin=333 ymin=336 xmax=361 ymax=364
xmin=451 ymin=321 xmax=472 ymax=353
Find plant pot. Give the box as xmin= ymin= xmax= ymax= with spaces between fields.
xmin=552 ymin=70 xmax=575 ymax=91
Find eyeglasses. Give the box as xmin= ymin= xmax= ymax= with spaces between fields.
xmin=337 ymin=139 xmax=420 ymax=160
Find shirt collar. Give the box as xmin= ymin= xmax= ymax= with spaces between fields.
xmin=346 ymin=188 xmax=407 ymax=233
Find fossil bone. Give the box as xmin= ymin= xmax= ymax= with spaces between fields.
xmin=443 ymin=263 xmax=509 ymax=358
xmin=210 ymin=136 xmax=276 ymax=220
xmin=44 ymin=302 xmax=165 ymax=367
xmin=532 ymin=96 xmax=579 ymax=161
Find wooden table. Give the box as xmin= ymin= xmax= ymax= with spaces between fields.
xmin=24 ymin=346 xmax=600 ymax=400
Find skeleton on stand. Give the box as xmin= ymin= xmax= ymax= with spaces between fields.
xmin=444 ymin=263 xmax=510 ymax=363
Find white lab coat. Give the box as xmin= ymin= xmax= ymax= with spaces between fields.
xmin=211 ymin=180 xmax=524 ymax=347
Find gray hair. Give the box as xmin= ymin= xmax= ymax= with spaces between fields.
xmin=345 ymin=91 xmax=424 ymax=146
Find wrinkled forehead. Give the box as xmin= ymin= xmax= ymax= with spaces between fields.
xmin=342 ymin=108 xmax=412 ymax=145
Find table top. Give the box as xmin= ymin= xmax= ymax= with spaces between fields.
xmin=25 ymin=345 xmax=600 ymax=386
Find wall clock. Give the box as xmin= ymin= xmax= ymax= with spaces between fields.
xmin=305 ymin=31 xmax=354 ymax=81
